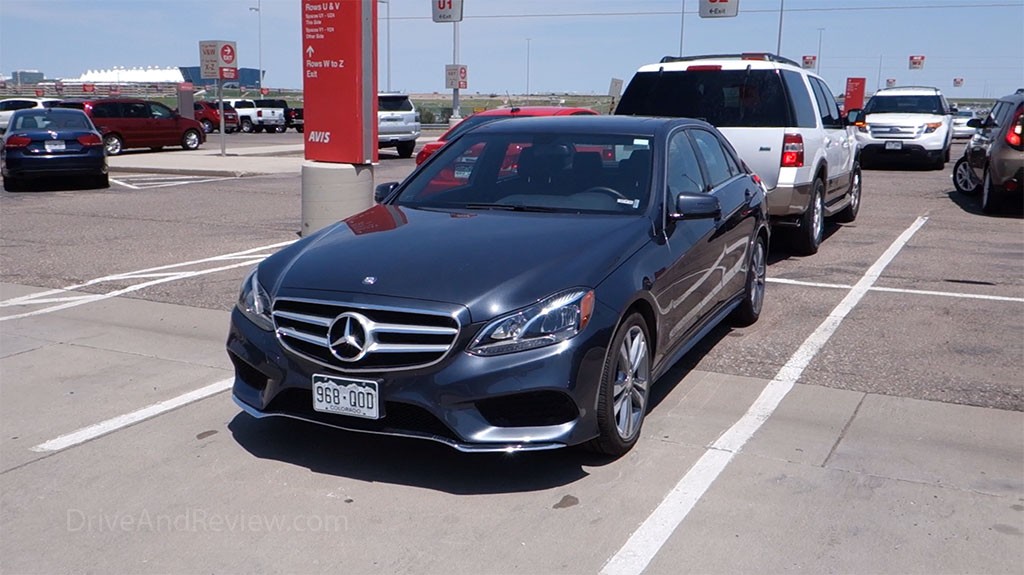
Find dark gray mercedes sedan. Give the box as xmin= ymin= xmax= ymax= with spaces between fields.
xmin=227 ymin=115 xmax=769 ymax=456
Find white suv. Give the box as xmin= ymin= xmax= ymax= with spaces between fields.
xmin=848 ymin=86 xmax=954 ymax=169
xmin=378 ymin=93 xmax=420 ymax=158
xmin=616 ymin=53 xmax=860 ymax=255
xmin=0 ymin=98 xmax=61 ymax=130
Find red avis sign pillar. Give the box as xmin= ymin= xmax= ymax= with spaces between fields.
xmin=300 ymin=0 xmax=378 ymax=236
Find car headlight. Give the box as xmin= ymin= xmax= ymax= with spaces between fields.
xmin=856 ymin=123 xmax=869 ymax=133
xmin=237 ymin=268 xmax=274 ymax=331
xmin=468 ymin=289 xmax=595 ymax=356
xmin=923 ymin=122 xmax=943 ymax=133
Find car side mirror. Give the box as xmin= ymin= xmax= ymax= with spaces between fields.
xmin=966 ymin=118 xmax=984 ymax=129
xmin=845 ymin=109 xmax=864 ymax=125
xmin=374 ymin=182 xmax=399 ymax=203
xmin=669 ymin=192 xmax=720 ymax=221
xmin=950 ymin=107 xmax=958 ymax=114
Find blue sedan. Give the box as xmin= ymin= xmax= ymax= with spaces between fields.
xmin=1 ymin=108 xmax=108 ymax=192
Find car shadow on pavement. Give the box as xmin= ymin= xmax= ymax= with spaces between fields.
xmin=4 ymin=178 xmax=108 ymax=193
xmin=228 ymin=412 xmax=614 ymax=494
xmin=765 ymin=222 xmax=844 ymax=265
xmin=946 ymin=190 xmax=1024 ymax=218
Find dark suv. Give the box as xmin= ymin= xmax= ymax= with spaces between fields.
xmin=55 ymin=98 xmax=205 ymax=155
xmin=952 ymin=90 xmax=1024 ymax=213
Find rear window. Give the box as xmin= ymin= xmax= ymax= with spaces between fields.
xmin=232 ymin=101 xmax=254 ymax=109
xmin=56 ymin=102 xmax=86 ymax=110
xmin=864 ymin=95 xmax=943 ymax=114
xmin=379 ymin=96 xmax=413 ymax=112
xmin=616 ymin=69 xmax=793 ymax=128
xmin=254 ymin=99 xmax=287 ymax=108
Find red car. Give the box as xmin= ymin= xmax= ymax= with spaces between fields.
xmin=54 ymin=98 xmax=205 ymax=155
xmin=194 ymin=101 xmax=239 ymax=134
xmin=415 ymin=106 xmax=598 ymax=164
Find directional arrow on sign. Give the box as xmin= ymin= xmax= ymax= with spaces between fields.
xmin=306 ymin=46 xmax=315 ymax=57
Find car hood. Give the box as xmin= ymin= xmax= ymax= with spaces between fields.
xmin=864 ymin=112 xmax=946 ymax=125
xmin=267 ymin=205 xmax=651 ymax=322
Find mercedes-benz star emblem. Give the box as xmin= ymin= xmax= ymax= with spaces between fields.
xmin=327 ymin=312 xmax=373 ymax=362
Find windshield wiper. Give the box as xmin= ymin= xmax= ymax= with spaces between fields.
xmin=462 ymin=203 xmax=562 ymax=213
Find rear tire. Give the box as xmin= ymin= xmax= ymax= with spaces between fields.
xmin=953 ymin=157 xmax=980 ymax=195
xmin=586 ymin=313 xmax=652 ymax=457
xmin=981 ymin=168 xmax=1002 ymax=214
xmin=253 ymin=126 xmax=264 ymax=133
xmin=275 ymin=125 xmax=287 ymax=133
xmin=834 ymin=164 xmax=862 ymax=223
xmin=94 ymin=174 xmax=109 ymax=189
xmin=731 ymin=236 xmax=767 ymax=327
xmin=296 ymin=126 xmax=304 ymax=133
xmin=791 ymin=178 xmax=825 ymax=256
xmin=104 ymin=134 xmax=124 ymax=156
xmin=397 ymin=140 xmax=415 ymax=158
xmin=3 ymin=176 xmax=24 ymax=192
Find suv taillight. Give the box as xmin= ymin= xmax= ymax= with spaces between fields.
xmin=1006 ymin=106 xmax=1023 ymax=150
xmin=77 ymin=134 xmax=102 ymax=147
xmin=257 ymin=110 xmax=263 ymax=118
xmin=4 ymin=136 xmax=31 ymax=149
xmin=781 ymin=133 xmax=804 ymax=167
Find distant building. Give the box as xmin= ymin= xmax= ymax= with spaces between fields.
xmin=178 ymin=67 xmax=263 ymax=89
xmin=11 ymin=70 xmax=44 ymax=85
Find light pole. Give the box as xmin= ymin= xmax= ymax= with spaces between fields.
xmin=776 ymin=0 xmax=785 ymax=55
xmin=678 ymin=0 xmax=685 ymax=56
xmin=249 ymin=0 xmax=262 ymax=90
xmin=378 ymin=0 xmax=390 ymax=92
xmin=526 ymin=38 xmax=531 ymax=98
xmin=816 ymin=28 xmax=824 ymax=73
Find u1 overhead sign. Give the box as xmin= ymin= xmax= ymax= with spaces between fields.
xmin=699 ymin=0 xmax=739 ymax=18
xmin=432 ymin=0 xmax=464 ymax=22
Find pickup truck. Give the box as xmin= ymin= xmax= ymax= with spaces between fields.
xmin=254 ymin=99 xmax=302 ymax=133
xmin=221 ymin=98 xmax=285 ymax=133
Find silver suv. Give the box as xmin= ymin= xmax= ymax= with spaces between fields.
xmin=615 ymin=53 xmax=860 ymax=255
xmin=378 ymin=93 xmax=420 ymax=158
xmin=847 ymin=86 xmax=954 ymax=169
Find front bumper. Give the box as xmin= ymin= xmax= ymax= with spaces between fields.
xmin=226 ymin=300 xmax=617 ymax=452
xmin=859 ymin=142 xmax=942 ymax=164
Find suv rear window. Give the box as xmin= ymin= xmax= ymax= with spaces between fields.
xmin=379 ymin=96 xmax=413 ymax=112
xmin=864 ymin=95 xmax=943 ymax=114
xmin=254 ymin=99 xmax=287 ymax=108
xmin=616 ymin=69 xmax=792 ymax=128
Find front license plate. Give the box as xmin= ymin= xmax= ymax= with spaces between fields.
xmin=45 ymin=140 xmax=66 ymax=152
xmin=884 ymin=140 xmax=902 ymax=150
xmin=312 ymin=374 xmax=380 ymax=419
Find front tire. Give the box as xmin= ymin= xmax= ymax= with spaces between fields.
xmin=731 ymin=236 xmax=767 ymax=327
xmin=791 ymin=178 xmax=825 ymax=255
xmin=104 ymin=134 xmax=124 ymax=156
xmin=201 ymin=119 xmax=214 ymax=134
xmin=587 ymin=313 xmax=652 ymax=457
xmin=181 ymin=129 xmax=201 ymax=151
xmin=240 ymin=119 xmax=253 ymax=133
xmin=953 ymin=157 xmax=980 ymax=195
xmin=835 ymin=164 xmax=862 ymax=223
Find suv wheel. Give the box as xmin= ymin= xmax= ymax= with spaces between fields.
xmin=181 ymin=129 xmax=201 ymax=151
xmin=953 ymin=157 xmax=980 ymax=195
xmin=835 ymin=164 xmax=862 ymax=223
xmin=792 ymin=178 xmax=825 ymax=255
xmin=104 ymin=134 xmax=124 ymax=156
xmin=396 ymin=141 xmax=416 ymax=158
xmin=240 ymin=118 xmax=253 ymax=133
xmin=981 ymin=168 xmax=1002 ymax=214
xmin=587 ymin=313 xmax=651 ymax=457
xmin=200 ymin=119 xmax=214 ymax=134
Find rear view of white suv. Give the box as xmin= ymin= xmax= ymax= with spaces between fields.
xmin=615 ymin=53 xmax=860 ymax=255
xmin=847 ymin=86 xmax=954 ymax=169
xmin=378 ymin=93 xmax=420 ymax=158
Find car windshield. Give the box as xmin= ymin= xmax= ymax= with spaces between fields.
xmin=864 ymin=95 xmax=943 ymax=114
xmin=394 ymin=131 xmax=653 ymax=215
xmin=616 ymin=69 xmax=791 ymax=127
xmin=956 ymin=109 xmax=975 ymax=118
xmin=10 ymin=109 xmax=92 ymax=131
xmin=379 ymin=96 xmax=413 ymax=112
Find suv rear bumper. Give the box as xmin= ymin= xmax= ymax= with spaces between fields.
xmin=766 ymin=181 xmax=814 ymax=218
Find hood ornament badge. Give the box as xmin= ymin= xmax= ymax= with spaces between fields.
xmin=362 ymin=276 xmax=377 ymax=285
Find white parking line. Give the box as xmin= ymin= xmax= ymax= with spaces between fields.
xmin=0 ymin=240 xmax=295 ymax=321
xmin=108 ymin=178 xmax=139 ymax=190
xmin=30 ymin=378 xmax=233 ymax=453
xmin=601 ymin=216 xmax=929 ymax=575
xmin=767 ymin=277 xmax=1024 ymax=303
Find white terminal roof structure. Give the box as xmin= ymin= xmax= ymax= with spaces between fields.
xmin=69 ymin=67 xmax=185 ymax=83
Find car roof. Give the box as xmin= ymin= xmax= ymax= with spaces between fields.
xmin=469 ymin=114 xmax=695 ymax=137
xmin=873 ymin=86 xmax=943 ymax=96
xmin=472 ymin=106 xmax=597 ymax=117
xmin=1 ymin=97 xmax=60 ymax=103
xmin=636 ymin=52 xmax=803 ymax=73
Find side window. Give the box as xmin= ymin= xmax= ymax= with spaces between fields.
xmin=781 ymin=70 xmax=818 ymax=128
xmin=92 ymin=102 xmax=119 ymax=118
xmin=810 ymin=78 xmax=842 ymax=128
xmin=667 ymin=130 xmax=707 ymax=195
xmin=194 ymin=103 xmax=203 ymax=111
xmin=149 ymin=102 xmax=173 ymax=119
xmin=689 ymin=129 xmax=733 ymax=188
xmin=124 ymin=103 xmax=148 ymax=118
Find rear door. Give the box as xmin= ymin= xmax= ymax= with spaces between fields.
xmin=117 ymin=101 xmax=151 ymax=147
xmin=147 ymin=102 xmax=179 ymax=147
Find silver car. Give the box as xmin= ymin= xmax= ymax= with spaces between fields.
xmin=952 ymin=109 xmax=980 ymax=139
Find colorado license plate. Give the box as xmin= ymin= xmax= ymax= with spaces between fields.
xmin=312 ymin=374 xmax=380 ymax=419
xmin=884 ymin=140 xmax=902 ymax=150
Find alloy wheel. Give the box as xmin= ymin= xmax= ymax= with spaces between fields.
xmin=613 ymin=325 xmax=650 ymax=440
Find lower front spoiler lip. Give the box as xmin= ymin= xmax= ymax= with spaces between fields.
xmin=233 ymin=395 xmax=566 ymax=454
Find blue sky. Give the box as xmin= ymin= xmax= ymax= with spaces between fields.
xmin=1 ymin=0 xmax=1022 ymax=98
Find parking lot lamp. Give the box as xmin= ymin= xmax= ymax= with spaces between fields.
xmin=249 ymin=1 xmax=262 ymax=90
xmin=526 ymin=38 xmax=531 ymax=98
xmin=816 ymin=28 xmax=824 ymax=73
xmin=378 ymin=0 xmax=391 ymax=92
